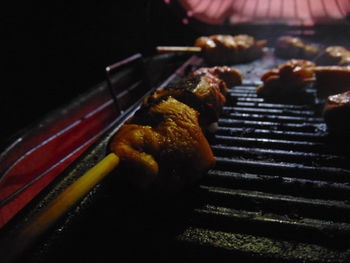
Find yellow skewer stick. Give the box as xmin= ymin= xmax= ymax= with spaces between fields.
xmin=3 ymin=152 xmax=120 ymax=263
xmin=156 ymin=46 xmax=202 ymax=53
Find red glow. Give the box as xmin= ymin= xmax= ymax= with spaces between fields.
xmin=0 ymin=88 xmax=119 ymax=227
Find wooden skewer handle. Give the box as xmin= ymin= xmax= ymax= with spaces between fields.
xmin=156 ymin=46 xmax=202 ymax=53
xmin=2 ymin=153 xmax=120 ymax=263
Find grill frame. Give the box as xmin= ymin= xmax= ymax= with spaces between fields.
xmin=4 ymin=50 xmax=350 ymax=263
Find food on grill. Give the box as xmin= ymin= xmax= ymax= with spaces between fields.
xmin=315 ymin=46 xmax=350 ymax=66
xmin=274 ymin=36 xmax=320 ymax=60
xmin=110 ymin=96 xmax=216 ymax=190
xmin=145 ymin=66 xmax=243 ymax=131
xmin=194 ymin=34 xmax=266 ymax=65
xmin=313 ymin=66 xmax=350 ymax=98
xmin=257 ymin=59 xmax=316 ymax=102
xmin=109 ymin=67 xmax=241 ymax=190
xmin=190 ymin=65 xmax=243 ymax=88
xmin=323 ymin=90 xmax=350 ymax=135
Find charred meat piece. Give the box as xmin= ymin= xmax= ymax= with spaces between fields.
xmin=145 ymin=66 xmax=242 ymax=131
xmin=315 ymin=46 xmax=350 ymax=66
xmin=257 ymin=59 xmax=316 ymax=103
xmin=194 ymin=34 xmax=266 ymax=65
xmin=274 ymin=36 xmax=320 ymax=60
xmin=110 ymin=96 xmax=216 ymax=190
xmin=313 ymin=66 xmax=350 ymax=98
xmin=190 ymin=66 xmax=243 ymax=89
xmin=323 ymin=90 xmax=350 ymax=135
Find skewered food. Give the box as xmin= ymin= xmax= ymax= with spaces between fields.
xmin=2 ymin=67 xmax=237 ymax=254
xmin=257 ymin=59 xmax=316 ymax=103
xmin=313 ymin=66 xmax=350 ymax=98
xmin=190 ymin=66 xmax=243 ymax=88
xmin=110 ymin=96 xmax=216 ymax=190
xmin=323 ymin=90 xmax=350 ymax=135
xmin=145 ymin=66 xmax=243 ymax=131
xmin=109 ymin=66 xmax=242 ymax=190
xmin=194 ymin=34 xmax=266 ymax=65
xmin=315 ymin=46 xmax=350 ymax=66
xmin=274 ymin=36 xmax=320 ymax=60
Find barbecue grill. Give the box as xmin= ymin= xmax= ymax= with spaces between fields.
xmin=2 ymin=1 xmax=350 ymax=262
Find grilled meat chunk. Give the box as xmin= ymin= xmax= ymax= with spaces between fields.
xmin=194 ymin=34 xmax=265 ymax=65
xmin=313 ymin=66 xmax=350 ymax=98
xmin=315 ymin=46 xmax=350 ymax=66
xmin=145 ymin=66 xmax=242 ymax=131
xmin=275 ymin=36 xmax=320 ymax=60
xmin=110 ymin=97 xmax=216 ymax=190
xmin=323 ymin=90 xmax=350 ymax=135
xmin=257 ymin=59 xmax=316 ymax=102
xmin=190 ymin=66 xmax=243 ymax=88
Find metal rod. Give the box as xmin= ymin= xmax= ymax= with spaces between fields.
xmin=105 ymin=53 xmax=143 ymax=113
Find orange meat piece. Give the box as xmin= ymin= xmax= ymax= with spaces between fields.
xmin=275 ymin=36 xmax=320 ymax=60
xmin=145 ymin=66 xmax=242 ymax=129
xmin=190 ymin=66 xmax=243 ymax=89
xmin=257 ymin=59 xmax=316 ymax=97
xmin=194 ymin=34 xmax=265 ymax=65
xmin=110 ymin=97 xmax=216 ymax=190
xmin=315 ymin=46 xmax=350 ymax=66
xmin=323 ymin=90 xmax=350 ymax=135
xmin=313 ymin=66 xmax=350 ymax=98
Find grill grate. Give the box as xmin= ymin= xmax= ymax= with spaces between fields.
xmin=14 ymin=54 xmax=350 ymax=263
xmin=174 ymin=80 xmax=350 ymax=262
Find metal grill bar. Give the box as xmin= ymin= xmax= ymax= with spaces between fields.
xmin=216 ymin=127 xmax=326 ymax=140
xmin=219 ymin=118 xmax=326 ymax=133
xmin=224 ymin=106 xmax=316 ymax=116
xmin=215 ymin=157 xmax=350 ymax=182
xmin=233 ymin=102 xmax=314 ymax=110
xmin=211 ymin=145 xmax=348 ymax=167
xmin=191 ymin=205 xmax=350 ymax=248
xmin=177 ymin=227 xmax=347 ymax=263
xmin=205 ymin=170 xmax=350 ymax=201
xmin=199 ymin=186 xmax=350 ymax=223
xmin=175 ymin=60 xmax=350 ymax=262
xmin=214 ymin=135 xmax=326 ymax=152
xmin=227 ymin=112 xmax=323 ymax=123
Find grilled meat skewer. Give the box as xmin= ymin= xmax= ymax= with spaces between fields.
xmin=145 ymin=66 xmax=242 ymax=132
xmin=274 ymin=36 xmax=320 ymax=60
xmin=5 ymin=65 xmax=236 ymax=258
xmin=315 ymin=46 xmax=350 ymax=66
xmin=194 ymin=34 xmax=266 ymax=65
xmin=257 ymin=59 xmax=316 ymax=103
xmin=157 ymin=34 xmax=266 ymax=65
xmin=111 ymin=96 xmax=216 ymax=190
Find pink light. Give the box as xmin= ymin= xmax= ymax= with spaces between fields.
xmin=178 ymin=0 xmax=350 ymax=25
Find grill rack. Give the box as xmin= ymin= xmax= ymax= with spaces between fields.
xmin=13 ymin=52 xmax=350 ymax=263
xmin=174 ymin=80 xmax=350 ymax=262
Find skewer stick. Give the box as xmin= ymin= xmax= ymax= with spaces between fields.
xmin=156 ymin=46 xmax=202 ymax=53
xmin=2 ymin=152 xmax=120 ymax=263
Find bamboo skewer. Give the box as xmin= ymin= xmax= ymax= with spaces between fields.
xmin=156 ymin=46 xmax=202 ymax=53
xmin=2 ymin=152 xmax=120 ymax=263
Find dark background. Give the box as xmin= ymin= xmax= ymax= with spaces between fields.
xmin=1 ymin=1 xmax=196 ymax=147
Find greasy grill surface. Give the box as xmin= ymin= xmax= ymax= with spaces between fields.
xmin=175 ymin=83 xmax=350 ymax=262
xmin=20 ymin=54 xmax=350 ymax=263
